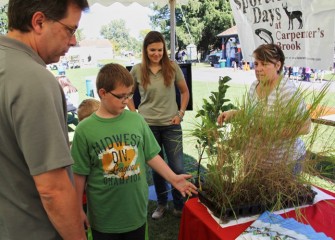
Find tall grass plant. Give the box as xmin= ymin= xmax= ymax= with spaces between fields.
xmin=191 ymin=76 xmax=335 ymax=221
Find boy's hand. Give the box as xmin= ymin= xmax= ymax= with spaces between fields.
xmin=172 ymin=174 xmax=198 ymax=197
xmin=80 ymin=209 xmax=90 ymax=229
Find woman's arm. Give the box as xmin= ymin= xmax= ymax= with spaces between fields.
xmin=298 ymin=118 xmax=311 ymax=135
xmin=217 ymin=109 xmax=239 ymax=125
xmin=127 ymin=84 xmax=138 ymax=112
xmin=177 ymin=79 xmax=190 ymax=113
xmin=127 ymin=99 xmax=136 ymax=112
xmin=172 ymin=80 xmax=189 ymax=124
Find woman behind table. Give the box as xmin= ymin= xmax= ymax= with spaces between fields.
xmin=127 ymin=31 xmax=190 ymax=219
xmin=217 ymin=44 xmax=311 ymax=173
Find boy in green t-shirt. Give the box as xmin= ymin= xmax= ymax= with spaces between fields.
xmin=71 ymin=63 xmax=197 ymax=240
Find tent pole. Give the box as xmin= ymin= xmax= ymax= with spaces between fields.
xmin=169 ymin=0 xmax=176 ymax=60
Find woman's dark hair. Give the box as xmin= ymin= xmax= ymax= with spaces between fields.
xmin=7 ymin=0 xmax=89 ymax=32
xmin=141 ymin=31 xmax=175 ymax=90
xmin=253 ymin=44 xmax=285 ymax=74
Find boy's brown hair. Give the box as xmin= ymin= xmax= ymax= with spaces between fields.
xmin=96 ymin=63 xmax=134 ymax=97
xmin=77 ymin=99 xmax=100 ymax=121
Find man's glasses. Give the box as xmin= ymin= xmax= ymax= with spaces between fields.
xmin=108 ymin=92 xmax=134 ymax=101
xmin=53 ymin=19 xmax=77 ymax=36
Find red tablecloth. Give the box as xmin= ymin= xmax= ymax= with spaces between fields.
xmin=178 ymin=188 xmax=335 ymax=240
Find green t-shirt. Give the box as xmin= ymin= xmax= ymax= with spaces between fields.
xmin=71 ymin=110 xmax=160 ymax=233
xmin=130 ymin=62 xmax=185 ymax=126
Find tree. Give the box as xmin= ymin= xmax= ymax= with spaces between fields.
xmin=100 ymin=19 xmax=141 ymax=54
xmin=75 ymin=28 xmax=85 ymax=43
xmin=150 ymin=4 xmax=171 ymax=46
xmin=0 ymin=3 xmax=8 ymax=35
xmin=139 ymin=29 xmax=151 ymax=42
xmin=149 ymin=0 xmax=234 ymax=59
xmin=197 ymin=0 xmax=233 ymax=56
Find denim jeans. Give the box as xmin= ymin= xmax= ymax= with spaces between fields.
xmin=150 ymin=124 xmax=185 ymax=210
xmin=293 ymin=153 xmax=305 ymax=175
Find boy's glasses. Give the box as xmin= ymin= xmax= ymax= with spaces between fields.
xmin=108 ymin=92 xmax=134 ymax=101
xmin=52 ymin=19 xmax=77 ymax=36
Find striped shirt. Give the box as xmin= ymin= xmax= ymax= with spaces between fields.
xmin=247 ymin=77 xmax=307 ymax=166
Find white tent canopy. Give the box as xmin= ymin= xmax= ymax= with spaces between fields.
xmin=0 ymin=0 xmax=189 ymax=59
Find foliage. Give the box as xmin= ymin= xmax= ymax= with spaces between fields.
xmin=0 ymin=3 xmax=8 ymax=35
xmin=138 ymin=29 xmax=151 ymax=42
xmin=149 ymin=4 xmax=171 ymax=46
xmin=194 ymin=80 xmax=335 ymax=221
xmin=100 ymin=19 xmax=141 ymax=55
xmin=75 ymin=28 xmax=85 ymax=42
xmin=192 ymin=76 xmax=236 ymax=152
xmin=149 ymin=0 xmax=234 ymax=56
xmin=191 ymin=76 xmax=236 ymax=188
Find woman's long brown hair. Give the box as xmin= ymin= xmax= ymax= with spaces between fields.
xmin=141 ymin=31 xmax=175 ymax=90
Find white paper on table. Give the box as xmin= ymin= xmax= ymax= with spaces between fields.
xmin=236 ymin=211 xmax=332 ymax=240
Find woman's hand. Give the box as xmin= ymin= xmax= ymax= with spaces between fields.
xmin=171 ymin=111 xmax=184 ymax=125
xmin=171 ymin=115 xmax=182 ymax=125
xmin=217 ymin=110 xmax=237 ymax=125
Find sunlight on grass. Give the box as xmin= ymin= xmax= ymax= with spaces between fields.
xmin=306 ymin=174 xmax=335 ymax=193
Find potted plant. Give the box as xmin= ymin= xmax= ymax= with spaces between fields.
xmin=191 ymin=76 xmax=334 ymax=222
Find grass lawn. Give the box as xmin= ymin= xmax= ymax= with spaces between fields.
xmin=59 ymin=62 xmax=335 ymax=240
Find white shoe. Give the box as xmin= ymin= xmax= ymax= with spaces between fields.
xmin=152 ymin=204 xmax=168 ymax=219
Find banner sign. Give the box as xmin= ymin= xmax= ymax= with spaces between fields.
xmin=229 ymin=0 xmax=335 ymax=70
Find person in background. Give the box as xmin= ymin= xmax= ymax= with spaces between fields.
xmin=305 ymin=67 xmax=311 ymax=82
xmin=232 ymin=60 xmax=237 ymax=71
xmin=77 ymin=98 xmax=100 ymax=122
xmin=243 ymin=61 xmax=250 ymax=71
xmin=0 ymin=0 xmax=89 ymax=239
xmin=56 ymin=75 xmax=79 ymax=127
xmin=58 ymin=62 xmax=66 ymax=75
xmin=301 ymin=67 xmax=306 ymax=81
xmin=56 ymin=75 xmax=79 ymax=109
xmin=175 ymin=47 xmax=181 ymax=62
xmin=288 ymin=66 xmax=293 ymax=79
xmin=71 ymin=63 xmax=197 ymax=240
xmin=292 ymin=66 xmax=299 ymax=81
xmin=217 ymin=44 xmax=310 ymax=174
xmin=181 ymin=50 xmax=186 ymax=62
xmin=127 ymin=31 xmax=190 ymax=219
xmin=313 ymin=69 xmax=324 ymax=83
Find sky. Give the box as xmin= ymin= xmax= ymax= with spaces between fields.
xmin=79 ymin=3 xmax=153 ymax=39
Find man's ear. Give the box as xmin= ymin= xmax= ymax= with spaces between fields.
xmin=31 ymin=11 xmax=45 ymax=33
